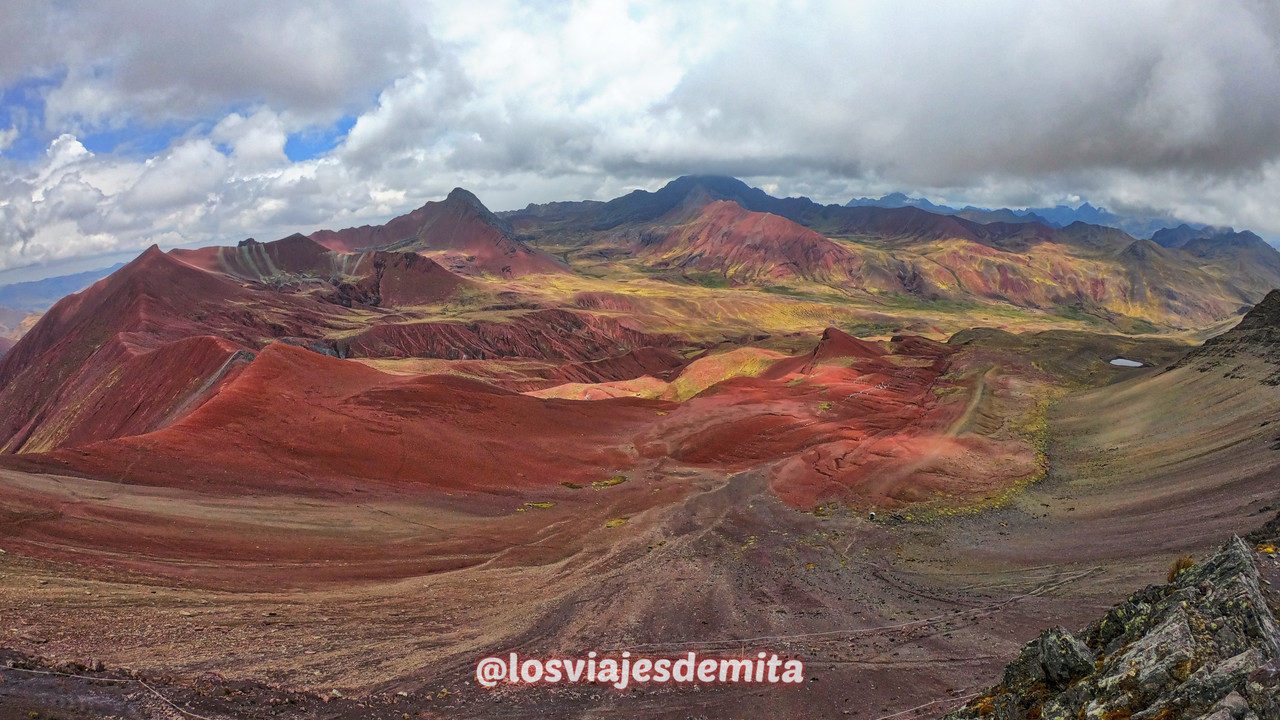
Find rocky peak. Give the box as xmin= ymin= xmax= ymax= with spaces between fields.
xmin=946 ymin=529 xmax=1280 ymax=719
xmin=441 ymin=186 xmax=518 ymax=238
xmin=1172 ymin=289 xmax=1280 ymax=381
xmin=1234 ymin=289 xmax=1280 ymax=333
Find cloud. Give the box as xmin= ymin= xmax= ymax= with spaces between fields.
xmin=14 ymin=0 xmax=428 ymax=133
xmin=121 ymin=139 xmax=229 ymax=210
xmin=211 ymin=110 xmax=288 ymax=170
xmin=653 ymin=1 xmax=1280 ymax=184
xmin=3 ymin=0 xmax=1280 ymax=274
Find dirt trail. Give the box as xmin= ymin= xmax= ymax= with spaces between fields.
xmin=946 ymin=366 xmax=995 ymax=437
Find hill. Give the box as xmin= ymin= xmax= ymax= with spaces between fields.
xmin=506 ymin=176 xmax=1280 ymax=329
xmin=308 ymin=187 xmax=564 ymax=277
xmin=3 ymin=179 xmax=1280 ymax=719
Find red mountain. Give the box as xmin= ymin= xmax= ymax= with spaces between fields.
xmin=631 ymin=198 xmax=858 ymax=284
xmin=0 ymin=246 xmax=301 ymax=453
xmin=40 ymin=342 xmax=669 ymax=494
xmin=308 ymin=188 xmax=564 ymax=277
xmin=0 ymin=234 xmax=667 ymax=454
xmin=173 ymin=234 xmax=476 ymax=307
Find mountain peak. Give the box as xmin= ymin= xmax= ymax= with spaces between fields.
xmin=444 ymin=186 xmax=484 ymax=208
xmin=591 ymin=175 xmax=779 ymax=230
xmin=439 ymin=186 xmax=517 ymax=237
xmin=1234 ymin=289 xmax=1280 ymax=332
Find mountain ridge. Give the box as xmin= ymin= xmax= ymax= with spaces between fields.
xmin=308 ymin=188 xmax=564 ymax=277
xmin=505 ymin=175 xmax=1280 ymax=328
xmin=846 ymin=191 xmax=1214 ymax=239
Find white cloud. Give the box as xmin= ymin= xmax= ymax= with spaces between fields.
xmin=121 ymin=139 xmax=229 ymax=210
xmin=2 ymin=0 xmax=1280 ymax=274
xmin=210 ymin=110 xmax=288 ymax=170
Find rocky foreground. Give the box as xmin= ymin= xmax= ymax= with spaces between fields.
xmin=946 ymin=516 xmax=1280 ymax=720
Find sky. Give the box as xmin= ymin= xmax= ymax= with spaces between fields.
xmin=2 ymin=0 xmax=1280 ymax=279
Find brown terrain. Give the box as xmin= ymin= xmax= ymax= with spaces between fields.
xmin=1 ymin=178 xmax=1278 ymax=718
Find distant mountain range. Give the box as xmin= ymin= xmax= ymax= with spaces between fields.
xmin=0 ymin=263 xmax=125 ymax=311
xmin=505 ymin=175 xmax=1280 ymax=328
xmin=845 ymin=192 xmax=1208 ymax=240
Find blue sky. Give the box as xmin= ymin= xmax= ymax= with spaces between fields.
xmin=283 ymin=116 xmax=357 ymax=163
xmin=1 ymin=0 xmax=1280 ymax=280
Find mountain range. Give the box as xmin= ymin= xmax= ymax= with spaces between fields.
xmin=506 ymin=175 xmax=1280 ymax=329
xmin=845 ymin=191 xmax=1219 ymax=239
xmin=2 ymin=175 xmax=1280 ymax=718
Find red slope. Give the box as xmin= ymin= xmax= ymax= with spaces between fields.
xmin=0 ymin=246 xmax=338 ymax=453
xmin=43 ymin=342 xmax=673 ymax=494
xmin=309 ymin=188 xmax=564 ymax=277
xmin=172 ymin=234 xmax=335 ymax=279
xmin=638 ymin=199 xmax=857 ymax=283
xmin=337 ymin=308 xmax=674 ymax=361
xmin=0 ymin=242 xmax=665 ymax=455
xmin=342 ymin=251 xmax=475 ymax=307
xmin=762 ymin=326 xmax=890 ymax=377
xmin=173 ymin=235 xmax=477 ymax=307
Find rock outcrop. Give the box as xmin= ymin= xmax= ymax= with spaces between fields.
xmin=946 ymin=527 xmax=1280 ymax=720
xmin=1174 ymin=288 xmax=1280 ymax=383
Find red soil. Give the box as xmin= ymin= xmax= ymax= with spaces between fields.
xmin=0 ymin=242 xmax=650 ymax=456
xmin=309 ymin=188 xmax=564 ymax=277
xmin=0 ymin=247 xmax=334 ymax=453
xmin=546 ymin=345 xmax=687 ymax=385
xmin=172 ymin=234 xmax=335 ymax=279
xmin=338 ymin=308 xmax=674 ymax=361
xmin=0 ymin=218 xmax=1026 ymax=515
xmin=3 ymin=306 xmax=1015 ymax=513
xmin=41 ymin=342 xmax=675 ymax=495
xmin=640 ymin=199 xmax=857 ymax=283
xmin=762 ymin=326 xmax=889 ymax=377
xmin=173 ymin=234 xmax=478 ymax=307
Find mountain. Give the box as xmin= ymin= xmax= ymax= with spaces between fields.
xmin=1173 ymin=288 xmax=1280 ymax=384
xmin=6 ymin=178 xmax=1280 ymax=719
xmin=172 ymin=233 xmax=479 ymax=307
xmin=5 ymin=176 xmax=1279 ymax=461
xmin=308 ymin=187 xmax=564 ymax=277
xmin=39 ymin=340 xmax=676 ymax=494
xmin=0 ymin=228 xmax=672 ymax=454
xmin=845 ymin=191 xmax=956 ymax=214
xmin=506 ymin=175 xmax=1280 ymax=328
xmin=846 ymin=193 xmax=1207 ymax=238
xmin=626 ymin=197 xmax=861 ymax=284
xmin=0 ymin=263 xmax=125 ymax=311
xmin=0 ymin=305 xmax=29 ymax=336
xmin=0 ymin=245 xmax=310 ymax=453
xmin=953 ymin=206 xmax=1055 ymax=225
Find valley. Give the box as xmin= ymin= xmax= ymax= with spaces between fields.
xmin=0 ymin=177 xmax=1277 ymax=719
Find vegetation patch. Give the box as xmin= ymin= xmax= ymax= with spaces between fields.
xmin=593 ymin=475 xmax=628 ymax=488
xmin=683 ymin=271 xmax=732 ymax=288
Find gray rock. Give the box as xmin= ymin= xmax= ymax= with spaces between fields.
xmin=946 ymin=533 xmax=1280 ymax=720
xmin=1039 ymin=627 xmax=1095 ymax=690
